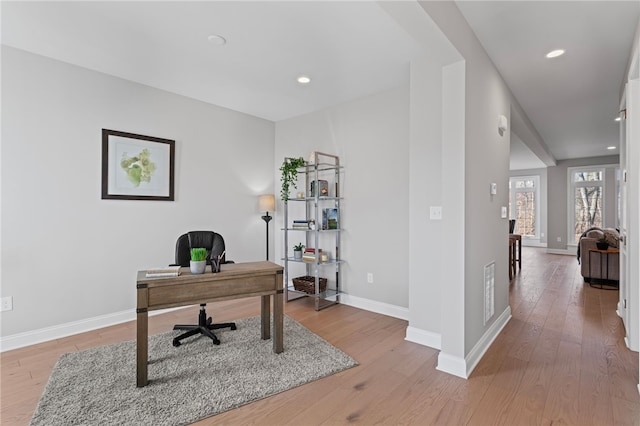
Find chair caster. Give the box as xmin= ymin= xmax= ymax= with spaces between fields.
xmin=231 ymin=324 xmax=237 ymax=330
xmin=212 ymin=339 xmax=221 ymax=345
xmin=172 ymin=339 xmax=181 ymax=347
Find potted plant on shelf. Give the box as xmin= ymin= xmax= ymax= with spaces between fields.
xmin=190 ymin=247 xmax=208 ymax=274
xmin=280 ymin=157 xmax=306 ymax=202
xmin=293 ymin=242 xmax=304 ymax=260
xmin=596 ymin=237 xmax=610 ymax=250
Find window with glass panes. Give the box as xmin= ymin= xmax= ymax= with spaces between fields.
xmin=569 ymin=167 xmax=604 ymax=244
xmin=508 ymin=176 xmax=539 ymax=238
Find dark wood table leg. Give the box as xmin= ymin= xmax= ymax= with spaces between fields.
xmin=261 ymin=295 xmax=270 ymax=340
xmin=274 ymin=290 xmax=283 ymax=353
xmin=136 ymin=309 xmax=148 ymax=387
xmin=509 ymin=238 xmax=515 ymax=280
xmin=512 ymin=241 xmax=516 ymax=276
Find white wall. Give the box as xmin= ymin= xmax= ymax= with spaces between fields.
xmin=274 ymin=86 xmax=410 ymax=312
xmin=406 ymin=56 xmax=445 ymax=345
xmin=416 ymin=1 xmax=521 ymax=377
xmin=1 ymin=46 xmax=275 ymax=345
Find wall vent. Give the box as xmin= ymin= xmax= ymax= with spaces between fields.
xmin=484 ymin=261 xmax=495 ymax=325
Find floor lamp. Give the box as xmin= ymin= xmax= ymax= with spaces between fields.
xmin=258 ymin=194 xmax=275 ymax=261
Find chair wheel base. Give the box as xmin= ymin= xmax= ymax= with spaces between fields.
xmin=172 ymin=304 xmax=236 ymax=347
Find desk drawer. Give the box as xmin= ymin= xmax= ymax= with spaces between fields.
xmin=147 ymin=275 xmax=277 ymax=308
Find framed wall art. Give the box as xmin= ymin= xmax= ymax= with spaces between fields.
xmin=101 ymin=129 xmax=175 ymax=201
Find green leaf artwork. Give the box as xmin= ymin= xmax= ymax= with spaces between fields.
xmin=120 ymin=148 xmax=156 ymax=187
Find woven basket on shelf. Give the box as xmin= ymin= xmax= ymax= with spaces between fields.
xmin=292 ymin=276 xmax=327 ymax=294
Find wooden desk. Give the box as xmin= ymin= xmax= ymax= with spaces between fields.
xmin=136 ymin=261 xmax=284 ymax=387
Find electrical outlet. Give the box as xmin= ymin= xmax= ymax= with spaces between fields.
xmin=367 ymin=273 xmax=374 ymax=284
xmin=429 ymin=206 xmax=442 ymax=220
xmin=1 ymin=296 xmax=13 ymax=312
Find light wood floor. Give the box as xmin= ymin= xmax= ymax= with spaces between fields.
xmin=2 ymin=248 xmax=639 ymax=425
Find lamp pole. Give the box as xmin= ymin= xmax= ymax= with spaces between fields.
xmin=258 ymin=194 xmax=275 ymax=261
xmin=261 ymin=212 xmax=272 ymax=260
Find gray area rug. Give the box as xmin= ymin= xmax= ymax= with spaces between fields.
xmin=30 ymin=316 xmax=357 ymax=426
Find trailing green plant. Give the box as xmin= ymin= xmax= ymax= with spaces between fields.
xmin=293 ymin=242 xmax=305 ymax=251
xmin=190 ymin=247 xmax=208 ymax=262
xmin=280 ymin=157 xmax=306 ymax=202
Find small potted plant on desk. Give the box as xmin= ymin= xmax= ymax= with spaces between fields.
xmin=596 ymin=237 xmax=610 ymax=251
xmin=190 ymin=247 xmax=208 ymax=274
xmin=293 ymin=243 xmax=304 ymax=260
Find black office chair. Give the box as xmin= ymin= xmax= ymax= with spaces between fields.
xmin=171 ymin=231 xmax=236 ymax=347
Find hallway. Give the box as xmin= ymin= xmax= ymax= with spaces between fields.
xmin=470 ymin=246 xmax=639 ymax=424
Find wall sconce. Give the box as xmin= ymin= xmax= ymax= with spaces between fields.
xmin=258 ymin=194 xmax=275 ymax=261
xmin=498 ymin=115 xmax=508 ymax=136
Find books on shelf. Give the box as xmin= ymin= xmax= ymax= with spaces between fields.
xmin=145 ymin=265 xmax=181 ymax=278
xmin=322 ymin=208 xmax=339 ymax=230
xmin=292 ymin=219 xmax=309 ymax=229
xmin=302 ymin=248 xmax=323 ymax=262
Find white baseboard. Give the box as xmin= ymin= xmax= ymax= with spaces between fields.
xmin=405 ymin=326 xmax=441 ymax=350
xmin=0 ymin=306 xmax=186 ymax=352
xmin=2 ymin=294 xmax=406 ymax=353
xmin=339 ymin=293 xmax=409 ymax=320
xmin=522 ymin=241 xmax=547 ymax=248
xmin=463 ymin=306 xmax=511 ymax=375
xmin=436 ymin=352 xmax=468 ymax=378
xmin=436 ymin=306 xmax=511 ymax=379
xmin=546 ymin=248 xmax=575 ymax=256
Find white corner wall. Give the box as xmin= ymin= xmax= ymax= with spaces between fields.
xmin=274 ymin=86 xmax=410 ymax=313
xmin=406 ymin=56 xmax=445 ymax=347
xmin=415 ymin=1 xmax=519 ymax=377
xmin=1 ymin=46 xmax=275 ymax=348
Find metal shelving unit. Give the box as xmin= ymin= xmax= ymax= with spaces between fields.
xmin=282 ymin=152 xmax=343 ymax=310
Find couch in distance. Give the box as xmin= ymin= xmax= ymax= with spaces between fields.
xmin=578 ymin=227 xmax=620 ymax=283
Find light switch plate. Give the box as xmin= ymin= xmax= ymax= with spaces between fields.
xmin=490 ymin=183 xmax=497 ymax=195
xmin=430 ymin=206 xmax=442 ymax=220
xmin=501 ymin=206 xmax=507 ymax=218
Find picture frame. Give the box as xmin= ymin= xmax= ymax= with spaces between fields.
xmin=101 ymin=129 xmax=175 ymax=201
xmin=310 ymin=179 xmax=329 ymax=197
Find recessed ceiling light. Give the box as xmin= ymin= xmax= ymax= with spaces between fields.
xmin=297 ymin=75 xmax=311 ymax=84
xmin=614 ymin=117 xmax=622 ymax=122
xmin=546 ymin=49 xmax=565 ymax=59
xmin=607 ymin=146 xmax=616 ymax=150
xmin=207 ymin=34 xmax=226 ymax=45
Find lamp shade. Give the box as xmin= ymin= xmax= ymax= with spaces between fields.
xmin=258 ymin=194 xmax=275 ymax=213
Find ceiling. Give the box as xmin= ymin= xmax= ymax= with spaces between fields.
xmin=1 ymin=1 xmax=424 ymax=122
xmin=2 ymin=1 xmax=639 ymax=169
xmin=456 ymin=1 xmax=639 ymax=168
